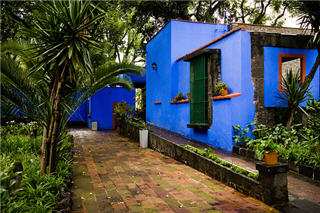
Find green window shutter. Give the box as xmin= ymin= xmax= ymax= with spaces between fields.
xmin=190 ymin=55 xmax=208 ymax=125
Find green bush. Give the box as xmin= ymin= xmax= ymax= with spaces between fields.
xmin=233 ymin=122 xmax=320 ymax=169
xmin=0 ymin=126 xmax=72 ymax=212
xmin=306 ymin=97 xmax=320 ymax=136
xmin=0 ymin=121 xmax=42 ymax=137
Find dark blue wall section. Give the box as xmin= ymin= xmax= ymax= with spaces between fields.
xmin=68 ymin=100 xmax=88 ymax=122
xmin=89 ymin=87 xmax=135 ymax=130
xmin=264 ymin=47 xmax=319 ymax=107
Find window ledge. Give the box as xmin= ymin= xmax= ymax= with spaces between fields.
xmin=212 ymin=93 xmax=241 ymax=100
xmin=170 ymin=99 xmax=189 ymax=104
xmin=187 ymin=123 xmax=209 ymax=129
xmin=154 ymin=101 xmax=162 ymax=104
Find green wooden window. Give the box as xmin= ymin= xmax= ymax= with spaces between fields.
xmin=190 ymin=55 xmax=208 ymax=126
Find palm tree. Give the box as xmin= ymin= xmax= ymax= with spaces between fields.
xmin=1 ymin=40 xmax=142 ymax=174
xmin=2 ymin=0 xmax=142 ymax=174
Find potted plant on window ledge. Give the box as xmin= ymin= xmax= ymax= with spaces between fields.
xmin=172 ymin=92 xmax=186 ymax=103
xmin=215 ymin=82 xmax=228 ymax=96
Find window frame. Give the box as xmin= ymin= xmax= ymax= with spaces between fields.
xmin=278 ymin=53 xmax=306 ymax=92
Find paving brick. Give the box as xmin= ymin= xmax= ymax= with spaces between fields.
xmin=70 ymin=128 xmax=276 ymax=212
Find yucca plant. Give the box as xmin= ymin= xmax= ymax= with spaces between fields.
xmin=277 ymin=69 xmax=310 ymax=129
xmin=1 ymin=0 xmax=142 ymax=175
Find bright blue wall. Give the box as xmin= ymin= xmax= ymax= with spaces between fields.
xmin=146 ymin=20 xmax=253 ymax=151
xmin=146 ymin=20 xmax=229 ymax=131
xmin=89 ymin=87 xmax=135 ymax=130
xmin=146 ymin=22 xmax=172 ymax=129
xmin=264 ymin=47 xmax=319 ymax=107
xmin=68 ymin=100 xmax=88 ymax=122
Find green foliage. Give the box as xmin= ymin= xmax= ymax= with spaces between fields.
xmin=172 ymin=92 xmax=186 ymax=102
xmin=306 ymin=97 xmax=320 ymax=136
xmin=277 ymin=69 xmax=311 ymax=128
xmin=233 ymin=122 xmax=320 ymax=169
xmin=232 ymin=122 xmax=255 ymax=147
xmin=183 ymin=145 xmax=259 ymax=180
xmin=127 ymin=105 xmax=135 ymax=115
xmin=126 ymin=117 xmax=148 ymax=130
xmin=0 ymin=122 xmax=42 ymax=137
xmin=214 ymin=82 xmax=228 ymax=95
xmin=0 ymin=125 xmax=73 ymax=212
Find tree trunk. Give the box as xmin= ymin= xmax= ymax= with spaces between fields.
xmin=48 ymin=77 xmax=65 ymax=173
xmin=39 ymin=75 xmax=59 ymax=175
xmin=301 ymin=48 xmax=320 ymax=92
xmin=39 ymin=65 xmax=66 ymax=175
xmin=286 ymin=108 xmax=295 ymax=129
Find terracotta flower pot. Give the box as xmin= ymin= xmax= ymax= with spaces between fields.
xmin=220 ymin=88 xmax=228 ymax=96
xmin=264 ymin=151 xmax=278 ymax=165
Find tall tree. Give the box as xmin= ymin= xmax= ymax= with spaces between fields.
xmin=15 ymin=0 xmax=137 ymax=174
xmin=291 ymin=0 xmax=320 ymax=93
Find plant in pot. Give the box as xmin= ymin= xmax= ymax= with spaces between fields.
xmin=253 ymin=137 xmax=279 ymax=165
xmin=172 ymin=92 xmax=186 ymax=103
xmin=127 ymin=105 xmax=135 ymax=118
xmin=215 ymin=82 xmax=228 ymax=96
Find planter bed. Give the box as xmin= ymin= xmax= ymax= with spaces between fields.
xmin=148 ymin=133 xmax=263 ymax=201
xmin=233 ymin=145 xmax=320 ymax=181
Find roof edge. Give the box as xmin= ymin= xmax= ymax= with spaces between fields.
xmin=176 ymin=26 xmax=246 ymax=62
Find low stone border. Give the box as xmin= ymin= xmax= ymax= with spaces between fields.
xmin=233 ymin=145 xmax=320 ymax=181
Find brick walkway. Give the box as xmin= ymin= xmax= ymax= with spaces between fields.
xmin=70 ymin=128 xmax=276 ymax=213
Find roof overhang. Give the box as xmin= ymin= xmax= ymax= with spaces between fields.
xmin=183 ymin=49 xmax=220 ymax=62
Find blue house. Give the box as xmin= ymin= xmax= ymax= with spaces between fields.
xmin=69 ymin=72 xmax=145 ymax=130
xmin=146 ymin=19 xmax=319 ymax=151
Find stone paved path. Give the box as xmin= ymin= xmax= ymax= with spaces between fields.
xmin=70 ymin=128 xmax=276 ymax=213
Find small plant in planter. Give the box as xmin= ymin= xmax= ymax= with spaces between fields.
xmin=214 ymin=82 xmax=228 ymax=96
xmin=114 ymin=104 xmax=126 ymax=120
xmin=172 ymin=92 xmax=186 ymax=103
xmin=252 ymin=137 xmax=280 ymax=165
xmin=127 ymin=105 xmax=135 ymax=118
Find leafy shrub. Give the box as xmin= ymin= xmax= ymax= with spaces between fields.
xmin=306 ymin=97 xmax=320 ymax=136
xmin=233 ymin=122 xmax=320 ymax=169
xmin=0 ymin=121 xmax=42 ymax=137
xmin=0 ymin=128 xmax=72 ymax=212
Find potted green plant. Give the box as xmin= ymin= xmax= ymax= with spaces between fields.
xmin=127 ymin=105 xmax=135 ymax=118
xmin=215 ymin=82 xmax=228 ymax=96
xmin=253 ymin=137 xmax=279 ymax=165
xmin=172 ymin=92 xmax=186 ymax=103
